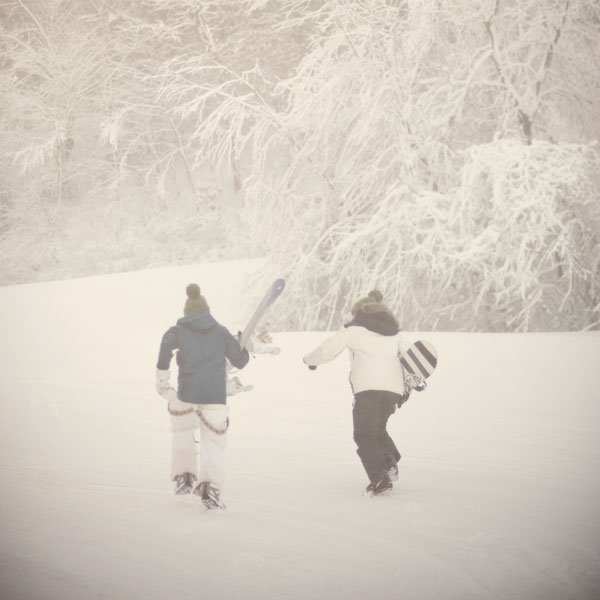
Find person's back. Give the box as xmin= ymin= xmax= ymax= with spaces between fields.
xmin=303 ymin=300 xmax=408 ymax=397
xmin=160 ymin=309 xmax=248 ymax=405
xmin=155 ymin=283 xmax=249 ymax=508
xmin=343 ymin=302 xmax=407 ymax=396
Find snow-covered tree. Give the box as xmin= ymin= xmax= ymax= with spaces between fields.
xmin=1 ymin=1 xmax=282 ymax=281
xmin=1 ymin=0 xmax=114 ymax=279
xmin=1 ymin=0 xmax=598 ymax=331
xmin=160 ymin=0 xmax=599 ymax=331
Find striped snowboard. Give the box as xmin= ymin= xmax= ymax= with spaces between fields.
xmin=399 ymin=340 xmax=438 ymax=391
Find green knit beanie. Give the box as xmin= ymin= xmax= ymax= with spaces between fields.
xmin=184 ymin=283 xmax=210 ymax=316
xmin=351 ymin=289 xmax=384 ymax=315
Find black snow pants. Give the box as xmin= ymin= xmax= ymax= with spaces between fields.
xmin=352 ymin=390 xmax=402 ymax=483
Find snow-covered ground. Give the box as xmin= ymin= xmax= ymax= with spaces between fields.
xmin=1 ymin=259 xmax=599 ymax=600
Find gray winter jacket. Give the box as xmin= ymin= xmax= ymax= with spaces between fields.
xmin=157 ymin=312 xmax=249 ymax=404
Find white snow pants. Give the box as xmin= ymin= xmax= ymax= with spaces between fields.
xmin=167 ymin=391 xmax=229 ymax=490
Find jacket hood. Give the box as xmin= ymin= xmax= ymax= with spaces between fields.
xmin=344 ymin=302 xmax=399 ymax=336
xmin=177 ymin=312 xmax=218 ymax=334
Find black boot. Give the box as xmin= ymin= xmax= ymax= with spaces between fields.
xmin=193 ymin=481 xmax=226 ymax=510
xmin=174 ymin=472 xmax=196 ymax=495
xmin=366 ymin=473 xmax=393 ymax=496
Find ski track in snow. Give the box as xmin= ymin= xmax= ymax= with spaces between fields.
xmin=0 ymin=260 xmax=599 ymax=600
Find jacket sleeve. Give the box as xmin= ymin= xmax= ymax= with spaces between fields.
xmin=397 ymin=334 xmax=412 ymax=356
xmin=157 ymin=326 xmax=179 ymax=370
xmin=303 ymin=328 xmax=349 ymax=366
xmin=224 ymin=328 xmax=250 ymax=370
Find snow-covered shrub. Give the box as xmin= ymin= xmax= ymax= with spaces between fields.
xmin=240 ymin=139 xmax=599 ymax=332
xmin=433 ymin=140 xmax=600 ymax=331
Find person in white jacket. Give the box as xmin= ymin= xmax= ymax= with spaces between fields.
xmin=303 ymin=291 xmax=410 ymax=496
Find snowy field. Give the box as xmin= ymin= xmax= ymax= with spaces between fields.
xmin=1 ymin=259 xmax=599 ymax=600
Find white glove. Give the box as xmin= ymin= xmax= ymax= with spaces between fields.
xmin=156 ymin=369 xmax=172 ymax=396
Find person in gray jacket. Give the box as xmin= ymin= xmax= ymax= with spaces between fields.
xmin=303 ymin=290 xmax=410 ymax=496
xmin=156 ymin=283 xmax=249 ymax=509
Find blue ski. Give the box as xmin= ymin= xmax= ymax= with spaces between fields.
xmin=238 ymin=279 xmax=285 ymax=350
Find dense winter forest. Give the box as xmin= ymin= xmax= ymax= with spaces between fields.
xmin=1 ymin=0 xmax=599 ymax=331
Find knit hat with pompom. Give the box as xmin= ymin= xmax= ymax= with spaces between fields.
xmin=184 ymin=283 xmax=210 ymax=316
xmin=351 ymin=289 xmax=384 ymax=315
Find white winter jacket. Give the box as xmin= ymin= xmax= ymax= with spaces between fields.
xmin=303 ymin=304 xmax=410 ymax=396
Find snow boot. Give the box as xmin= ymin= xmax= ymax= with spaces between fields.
xmin=174 ymin=472 xmax=196 ymax=495
xmin=366 ymin=473 xmax=393 ymax=497
xmin=194 ymin=481 xmax=226 ymax=510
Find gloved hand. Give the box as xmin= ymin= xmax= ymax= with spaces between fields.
xmin=396 ymin=391 xmax=411 ymax=407
xmin=156 ymin=369 xmax=172 ymax=395
xmin=238 ymin=330 xmax=254 ymax=352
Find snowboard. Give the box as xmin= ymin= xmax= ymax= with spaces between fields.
xmin=227 ymin=278 xmax=285 ymax=396
xmin=400 ymin=340 xmax=438 ymax=391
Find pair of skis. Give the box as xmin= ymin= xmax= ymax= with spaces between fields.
xmin=227 ymin=279 xmax=285 ymax=396
xmin=238 ymin=279 xmax=285 ymax=350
